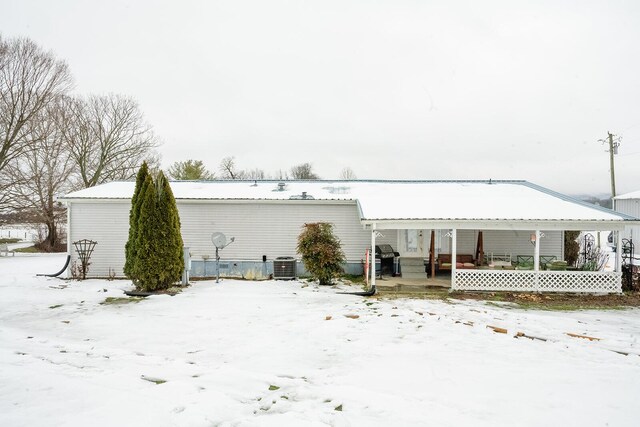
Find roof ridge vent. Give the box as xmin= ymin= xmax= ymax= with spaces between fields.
xmin=289 ymin=191 xmax=315 ymax=200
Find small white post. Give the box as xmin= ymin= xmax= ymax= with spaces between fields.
xmin=182 ymin=247 xmax=191 ymax=285
xmin=451 ymin=229 xmax=457 ymax=290
xmin=534 ymin=230 xmax=541 ymax=271
xmin=371 ymin=223 xmax=377 ymax=290
xmin=534 ymin=230 xmax=541 ymax=292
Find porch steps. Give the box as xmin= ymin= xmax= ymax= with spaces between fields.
xmin=399 ymin=257 xmax=426 ymax=279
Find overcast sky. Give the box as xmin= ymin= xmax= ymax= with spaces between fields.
xmin=3 ymin=0 xmax=640 ymax=195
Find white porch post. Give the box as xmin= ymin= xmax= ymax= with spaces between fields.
xmin=533 ymin=230 xmax=541 ymax=292
xmin=451 ymin=228 xmax=457 ymax=290
xmin=371 ymin=223 xmax=377 ymax=289
xmin=616 ymin=230 xmax=623 ymax=273
xmin=534 ymin=230 xmax=541 ymax=271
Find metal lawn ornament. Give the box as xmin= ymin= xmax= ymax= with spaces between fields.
xmin=580 ymin=233 xmax=595 ymax=265
xmin=211 ymin=232 xmax=235 ymax=283
xmin=73 ymin=239 xmax=97 ymax=280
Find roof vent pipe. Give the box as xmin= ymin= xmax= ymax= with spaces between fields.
xmin=277 ymin=182 xmax=286 ymax=191
xmin=302 ymin=191 xmax=307 ymax=199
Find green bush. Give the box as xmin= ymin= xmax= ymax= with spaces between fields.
xmin=297 ymin=222 xmax=345 ymax=286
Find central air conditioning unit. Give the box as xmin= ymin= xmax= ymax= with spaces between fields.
xmin=273 ymin=256 xmax=297 ymax=279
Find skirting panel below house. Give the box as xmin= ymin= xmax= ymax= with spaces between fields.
xmin=189 ymin=260 xmax=364 ymax=280
xmin=453 ymin=270 xmax=622 ymax=293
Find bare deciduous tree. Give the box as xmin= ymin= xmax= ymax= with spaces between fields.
xmin=5 ymin=97 xmax=75 ymax=250
xmin=219 ymin=156 xmax=246 ymax=179
xmin=339 ymin=167 xmax=357 ymax=180
xmin=0 ymin=36 xmax=73 ymax=204
xmin=167 ymin=159 xmax=215 ymax=180
xmin=245 ymin=168 xmax=267 ymax=180
xmin=290 ymin=162 xmax=320 ymax=180
xmin=62 ymin=94 xmax=160 ymax=188
xmin=274 ymin=169 xmax=289 ymax=180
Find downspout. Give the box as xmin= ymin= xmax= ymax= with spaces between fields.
xmin=66 ymin=202 xmax=72 ymax=278
xmin=370 ymin=223 xmax=377 ymax=292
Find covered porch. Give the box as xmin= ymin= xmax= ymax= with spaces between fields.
xmin=355 ymin=180 xmax=639 ymax=294
xmin=366 ymin=221 xmax=626 ymax=294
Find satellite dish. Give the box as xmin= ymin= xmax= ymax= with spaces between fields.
xmin=210 ymin=232 xmax=236 ymax=283
xmin=211 ymin=232 xmax=227 ymax=248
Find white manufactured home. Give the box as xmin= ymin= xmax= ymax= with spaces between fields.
xmin=61 ymin=180 xmax=638 ymax=293
xmin=614 ymin=190 xmax=640 ymax=255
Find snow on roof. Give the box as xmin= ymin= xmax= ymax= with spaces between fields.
xmin=61 ymin=180 xmax=636 ymax=222
xmin=614 ymin=190 xmax=640 ymax=200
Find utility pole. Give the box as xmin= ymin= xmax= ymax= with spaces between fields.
xmin=600 ymin=131 xmax=621 ymax=199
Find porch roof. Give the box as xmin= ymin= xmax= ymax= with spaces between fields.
xmin=62 ymin=179 xmax=637 ymax=229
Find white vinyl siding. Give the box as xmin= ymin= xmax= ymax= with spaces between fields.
xmin=439 ymin=229 xmax=562 ymax=260
xmin=69 ymin=200 xmax=397 ymax=277
xmin=374 ymin=230 xmax=398 ymax=249
xmin=481 ymin=230 xmax=562 ymax=260
xmin=615 ymin=199 xmax=640 ymax=242
xmin=68 ymin=198 xmax=563 ymax=278
xmin=178 ymin=201 xmax=394 ymax=263
xmin=68 ymin=201 xmax=130 ymax=278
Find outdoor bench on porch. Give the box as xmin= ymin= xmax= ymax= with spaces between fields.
xmin=437 ymin=254 xmax=476 ymax=270
xmin=515 ymin=255 xmax=558 ymax=270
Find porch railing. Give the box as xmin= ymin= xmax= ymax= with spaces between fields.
xmin=453 ymin=269 xmax=621 ymax=293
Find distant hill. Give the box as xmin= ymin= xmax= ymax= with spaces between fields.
xmin=573 ymin=194 xmax=613 ymax=209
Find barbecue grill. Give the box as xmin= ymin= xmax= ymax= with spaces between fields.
xmin=375 ymin=244 xmax=399 ymax=276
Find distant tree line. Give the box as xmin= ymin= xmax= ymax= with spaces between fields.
xmin=167 ymin=156 xmax=357 ymax=182
xmin=0 ymin=35 xmax=158 ymax=250
xmin=167 ymin=156 xmax=323 ymax=181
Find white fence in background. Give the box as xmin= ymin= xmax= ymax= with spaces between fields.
xmin=453 ymin=269 xmax=622 ymax=293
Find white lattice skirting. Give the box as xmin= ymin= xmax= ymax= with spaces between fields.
xmin=453 ymin=270 xmax=622 ymax=293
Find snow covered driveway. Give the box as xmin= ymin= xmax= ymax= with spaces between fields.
xmin=1 ymin=255 xmax=640 ymax=426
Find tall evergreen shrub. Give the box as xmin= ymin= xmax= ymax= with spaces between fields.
xmin=297 ymin=222 xmax=345 ymax=286
xmin=155 ymin=172 xmax=184 ymax=285
xmin=124 ymin=162 xmax=149 ymax=280
xmin=133 ymin=171 xmax=184 ymax=291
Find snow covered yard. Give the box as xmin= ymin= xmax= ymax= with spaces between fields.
xmin=1 ymin=255 xmax=640 ymax=426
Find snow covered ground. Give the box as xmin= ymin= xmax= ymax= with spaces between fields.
xmin=2 ymin=255 xmax=640 ymax=426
